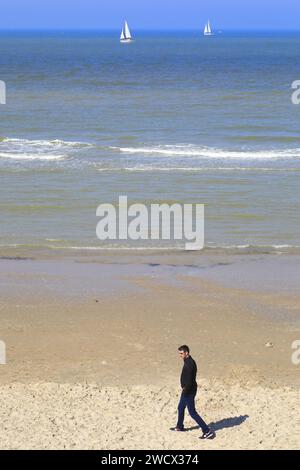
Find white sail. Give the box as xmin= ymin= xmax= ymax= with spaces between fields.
xmin=120 ymin=20 xmax=133 ymax=42
xmin=204 ymin=20 xmax=213 ymax=36
xmin=124 ymin=21 xmax=132 ymax=40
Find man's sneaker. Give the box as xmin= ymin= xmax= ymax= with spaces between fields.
xmin=200 ymin=428 xmax=216 ymax=440
xmin=170 ymin=427 xmax=185 ymax=432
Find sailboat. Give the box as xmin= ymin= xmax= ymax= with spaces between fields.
xmin=120 ymin=21 xmax=133 ymax=43
xmin=204 ymin=20 xmax=213 ymax=36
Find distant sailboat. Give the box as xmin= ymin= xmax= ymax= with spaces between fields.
xmin=204 ymin=20 xmax=213 ymax=36
xmin=120 ymin=21 xmax=133 ymax=43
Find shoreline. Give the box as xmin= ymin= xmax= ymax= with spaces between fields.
xmin=1 ymin=251 xmax=300 ymax=298
xmin=2 ymin=244 xmax=300 ymax=258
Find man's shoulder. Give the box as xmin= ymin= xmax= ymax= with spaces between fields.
xmin=187 ymin=356 xmax=197 ymax=366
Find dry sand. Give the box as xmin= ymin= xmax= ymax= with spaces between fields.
xmin=0 ymin=255 xmax=299 ymax=449
xmin=0 ymin=381 xmax=299 ymax=450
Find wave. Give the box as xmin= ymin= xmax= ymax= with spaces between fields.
xmin=206 ymin=243 xmax=296 ymax=250
xmin=66 ymin=244 xmax=300 ymax=253
xmin=0 ymin=137 xmax=92 ymax=162
xmin=0 ymin=152 xmax=66 ymax=161
xmin=203 ymin=244 xmax=300 ymax=255
xmin=97 ymin=166 xmax=299 ymax=172
xmin=110 ymin=144 xmax=300 ymax=160
xmin=1 ymin=242 xmax=300 ymax=255
xmin=1 ymin=138 xmax=92 ymax=148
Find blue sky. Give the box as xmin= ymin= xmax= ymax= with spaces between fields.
xmin=0 ymin=0 xmax=299 ymax=30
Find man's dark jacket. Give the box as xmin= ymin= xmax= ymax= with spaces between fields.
xmin=180 ymin=355 xmax=198 ymax=396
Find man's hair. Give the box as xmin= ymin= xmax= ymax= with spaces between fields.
xmin=178 ymin=345 xmax=190 ymax=353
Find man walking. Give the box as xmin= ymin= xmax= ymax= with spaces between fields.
xmin=173 ymin=345 xmax=215 ymax=439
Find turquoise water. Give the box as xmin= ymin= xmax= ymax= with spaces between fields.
xmin=0 ymin=31 xmax=300 ymax=252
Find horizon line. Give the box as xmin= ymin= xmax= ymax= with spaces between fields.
xmin=1 ymin=28 xmax=300 ymax=32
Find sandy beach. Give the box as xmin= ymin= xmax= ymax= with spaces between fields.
xmin=0 ymin=381 xmax=298 ymax=450
xmin=0 ymin=253 xmax=299 ymax=450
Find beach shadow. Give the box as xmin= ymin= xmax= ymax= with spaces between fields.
xmin=210 ymin=415 xmax=249 ymax=431
xmin=184 ymin=425 xmax=201 ymax=432
xmin=170 ymin=415 xmax=249 ymax=433
xmin=170 ymin=426 xmax=199 ymax=432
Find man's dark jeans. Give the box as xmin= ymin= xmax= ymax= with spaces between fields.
xmin=177 ymin=391 xmax=210 ymax=433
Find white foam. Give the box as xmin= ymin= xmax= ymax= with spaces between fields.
xmin=65 ymin=246 xmax=184 ymax=251
xmin=0 ymin=152 xmax=66 ymax=161
xmin=110 ymin=144 xmax=300 ymax=160
xmin=2 ymin=138 xmax=92 ymax=148
xmin=97 ymin=166 xmax=297 ymax=172
xmin=1 ymin=242 xmax=299 ymax=253
xmin=98 ymin=167 xmax=208 ymax=172
xmin=0 ymin=137 xmax=92 ymax=163
xmin=206 ymin=243 xmax=300 ymax=250
xmin=0 ymin=152 xmax=67 ymax=161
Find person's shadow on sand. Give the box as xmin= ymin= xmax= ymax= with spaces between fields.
xmin=183 ymin=415 xmax=249 ymax=432
xmin=210 ymin=415 xmax=249 ymax=431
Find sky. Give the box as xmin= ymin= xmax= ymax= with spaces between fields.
xmin=0 ymin=0 xmax=299 ymax=30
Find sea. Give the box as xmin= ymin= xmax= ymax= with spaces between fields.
xmin=0 ymin=31 xmax=300 ymax=254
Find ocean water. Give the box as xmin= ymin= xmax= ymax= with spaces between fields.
xmin=0 ymin=31 xmax=300 ymax=253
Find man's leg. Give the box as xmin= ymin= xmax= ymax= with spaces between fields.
xmin=176 ymin=392 xmax=187 ymax=430
xmin=186 ymin=393 xmax=210 ymax=434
